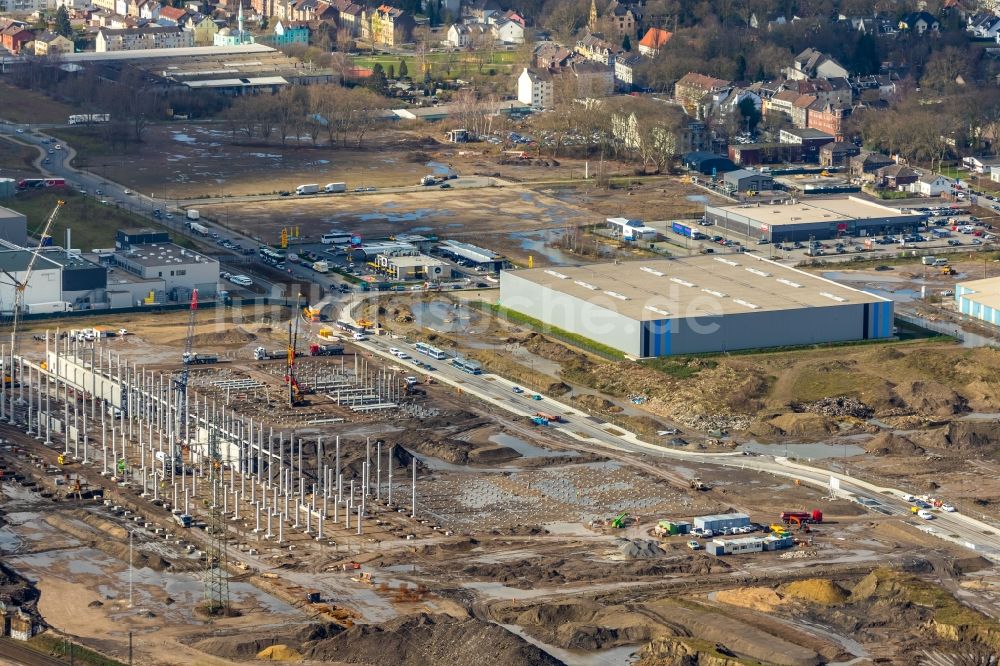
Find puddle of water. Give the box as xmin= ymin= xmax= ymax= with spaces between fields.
xmin=426 ymin=161 xmax=454 ymax=176
xmin=171 ymin=133 xmax=196 ymax=144
xmin=862 ymin=288 xmax=919 ymax=302
xmin=510 ymin=231 xmax=578 ymax=265
xmin=489 ymin=433 xmax=579 ymax=459
xmin=822 ymin=272 xmax=902 ymax=283
xmin=686 ymin=194 xmax=708 ymax=203
xmin=738 ymin=441 xmax=865 ymax=459
xmin=410 ymin=226 xmax=433 ymax=232
xmin=0 ymin=527 xmax=22 ymax=553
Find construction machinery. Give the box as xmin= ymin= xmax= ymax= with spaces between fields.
xmin=171 ymin=289 xmax=199 ymax=471
xmin=689 ymin=477 xmax=709 ymax=491
xmin=611 ymin=512 xmax=629 ymax=528
xmin=0 ymin=199 xmax=65 ymax=384
xmin=309 ymin=343 xmax=344 ymax=356
xmin=780 ymin=510 xmax=823 ymax=524
xmin=182 ymin=352 xmax=218 ymax=365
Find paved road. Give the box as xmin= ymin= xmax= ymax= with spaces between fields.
xmin=354 ymin=334 xmax=1000 ymax=563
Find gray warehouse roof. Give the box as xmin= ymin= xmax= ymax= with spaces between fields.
xmin=116 ymin=243 xmax=214 ymax=268
xmin=707 ymin=197 xmax=917 ymax=228
xmin=0 ymin=249 xmax=60 ymax=273
xmin=503 ymin=255 xmax=887 ymax=320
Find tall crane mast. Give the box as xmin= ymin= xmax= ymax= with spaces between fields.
xmin=172 ymin=289 xmax=198 ymax=468
xmin=0 ymin=199 xmax=65 ymax=359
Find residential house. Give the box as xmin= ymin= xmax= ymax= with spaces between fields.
xmin=876 ymin=163 xmax=920 ymax=189
xmin=517 ymin=66 xmax=553 ymax=109
xmin=365 ymin=5 xmax=414 ymax=47
xmin=497 ymin=9 xmax=525 ymax=27
xmin=33 ymin=31 xmax=74 ymax=55
xmin=566 ymin=60 xmax=614 ymax=98
xmin=97 ymin=25 xmax=194 ymax=51
xmin=764 ymin=89 xmax=802 ymax=119
xmin=156 ymin=6 xmax=188 ymax=25
xmin=534 ymin=41 xmax=571 ymax=70
xmin=280 ymin=0 xmax=320 ymax=22
xmin=493 ymin=18 xmax=524 ymax=44
xmin=598 ymin=0 xmax=642 ymax=39
xmin=852 ymin=74 xmax=897 ymax=101
xmin=575 ymin=33 xmax=619 ymax=65
xmin=968 ymin=13 xmax=1000 ymax=39
xmin=614 ymin=53 xmax=640 ymax=91
xmin=192 ymin=15 xmax=219 ymax=45
xmin=637 ymin=27 xmax=670 ymax=57
xmin=1 ymin=26 xmax=34 ymax=54
xmin=465 ymin=0 xmax=501 ymax=23
xmin=850 ymin=151 xmax=894 ymax=180
xmin=786 ymin=48 xmax=850 ymax=80
xmin=790 ymin=94 xmax=816 ymax=128
xmin=991 ymin=169 xmax=1000 ymax=183
xmin=807 ymin=101 xmax=851 ymax=136
xmin=336 ymin=2 xmax=364 ymax=35
xmin=819 ymin=141 xmax=860 ymax=167
xmin=962 ymin=156 xmax=1000 ymax=173
xmin=138 ymin=1 xmax=160 ymax=20
xmin=271 ymin=19 xmax=309 ymax=44
xmin=447 ymin=22 xmax=489 ymax=48
xmin=674 ymin=71 xmax=730 ymax=118
xmin=910 ymin=171 xmax=954 ymax=196
xmin=717 ymin=87 xmax=762 ymax=120
xmin=124 ymin=0 xmax=142 ymax=17
xmin=899 ymin=11 xmax=939 ymax=34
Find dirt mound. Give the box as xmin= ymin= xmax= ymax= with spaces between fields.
xmin=514 ymin=601 xmax=602 ymax=627
xmin=464 ymin=556 xmax=729 ymax=589
xmin=767 ymin=413 xmax=836 ymax=437
xmin=797 ymin=396 xmax=874 ymax=419
xmin=256 ymin=644 xmax=302 ymax=661
xmin=864 ymin=431 xmax=925 ymax=456
xmin=714 ymin=587 xmax=785 ymax=612
xmin=303 ymin=614 xmax=562 ymax=665
xmin=943 ymin=420 xmax=1000 ymax=452
xmin=781 ymin=579 xmax=849 ymax=605
xmin=894 ymin=381 xmax=968 ymax=417
xmin=637 ymin=638 xmax=746 ymax=666
xmin=190 ymin=328 xmax=257 ymax=345
xmin=615 ymin=538 xmax=664 ymax=559
xmin=572 ymin=394 xmax=622 ymax=413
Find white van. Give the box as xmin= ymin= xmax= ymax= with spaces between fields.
xmin=352 ymin=332 xmax=367 ymax=341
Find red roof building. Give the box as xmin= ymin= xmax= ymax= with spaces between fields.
xmin=637 ymin=27 xmax=671 ymax=57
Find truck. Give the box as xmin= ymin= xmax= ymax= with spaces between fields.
xmin=324 ymin=182 xmax=347 ymax=193
xmin=296 ymin=183 xmax=319 ymax=195
xmin=186 ymin=209 xmax=200 ymax=221
xmin=187 ymin=222 xmax=209 ymax=236
xmin=309 ymin=343 xmax=344 ymax=356
xmin=182 ymin=352 xmax=219 ymax=365
xmin=312 ymin=260 xmax=330 ymax=273
xmin=172 ymin=513 xmax=193 ymax=528
xmin=671 ymin=222 xmax=706 ymax=240
xmin=780 ymin=510 xmax=823 ymax=524
xmin=26 ymin=301 xmax=70 ymax=314
xmin=17 ymin=178 xmax=65 ymax=189
xmin=921 ymin=256 xmax=937 ymax=266
xmin=253 ymin=347 xmax=288 ymax=361
xmin=535 ymin=411 xmax=561 ymax=423
xmin=68 ymin=114 xmax=110 ymax=125
xmin=420 ymin=175 xmax=438 ymax=186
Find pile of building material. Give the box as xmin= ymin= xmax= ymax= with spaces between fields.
xmin=798 ymin=396 xmax=874 ymax=419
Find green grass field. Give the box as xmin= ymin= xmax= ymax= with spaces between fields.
xmin=0 ymin=81 xmax=77 ymax=124
xmin=4 ymin=189 xmax=193 ymax=251
xmin=0 ymin=136 xmax=40 ymax=176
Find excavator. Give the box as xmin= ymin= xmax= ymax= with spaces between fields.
xmin=611 ymin=512 xmax=629 ymax=528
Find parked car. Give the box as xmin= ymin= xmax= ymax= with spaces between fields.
xmin=687 ymin=540 xmax=702 ymax=550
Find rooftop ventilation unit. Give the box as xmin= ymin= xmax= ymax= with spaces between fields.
xmin=640 ymin=266 xmax=665 ymax=277
xmin=670 ymin=277 xmax=695 ymax=288
xmin=645 ymin=305 xmax=670 ymax=316
xmin=776 ymin=278 xmax=802 ymax=288
xmin=733 ymin=299 xmax=760 ymax=310
xmin=604 ymin=290 xmax=629 ymax=300
xmin=746 ymin=267 xmax=771 ymax=277
xmin=702 ymin=289 xmax=727 ymax=297
xmin=819 ymin=291 xmax=847 ymax=302
xmin=714 ymin=257 xmax=739 ymax=267
xmin=544 ymin=269 xmax=569 ymax=279
xmin=575 ymin=280 xmax=597 ymax=290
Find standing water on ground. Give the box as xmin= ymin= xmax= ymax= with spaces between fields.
xmin=738 ymin=441 xmax=865 ymax=459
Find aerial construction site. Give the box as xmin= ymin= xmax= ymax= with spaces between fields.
xmin=0 ymin=291 xmax=996 ymax=666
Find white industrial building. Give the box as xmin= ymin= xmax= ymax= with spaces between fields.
xmin=112 ymin=231 xmax=219 ymax=299
xmin=0 ymin=250 xmax=63 ymax=313
xmin=498 ymin=256 xmax=893 ymax=357
xmin=606 ymin=217 xmax=658 ymax=242
xmin=375 ymin=253 xmax=448 ymax=281
xmin=955 ymin=276 xmax=1000 ymax=326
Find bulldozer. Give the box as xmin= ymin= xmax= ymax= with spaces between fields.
xmin=690 ymin=477 xmax=709 ymax=491
xmin=939 ymin=265 xmax=956 ymax=275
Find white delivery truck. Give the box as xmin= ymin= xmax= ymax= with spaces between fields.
xmin=324 ymin=182 xmax=346 ymax=193
xmin=188 ymin=222 xmax=209 ymax=236
xmin=186 ymin=209 xmax=200 ymax=221
xmin=312 ymin=260 xmax=330 ymax=273
xmin=296 ymin=184 xmax=319 ymax=195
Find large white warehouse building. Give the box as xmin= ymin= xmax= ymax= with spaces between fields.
xmin=498 ymin=256 xmax=893 ymax=357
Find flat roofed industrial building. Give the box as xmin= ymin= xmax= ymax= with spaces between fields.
xmin=705 ymin=196 xmax=926 ymax=242
xmin=956 ymin=277 xmax=1000 ymax=326
xmin=498 ymin=256 xmax=892 ymax=357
